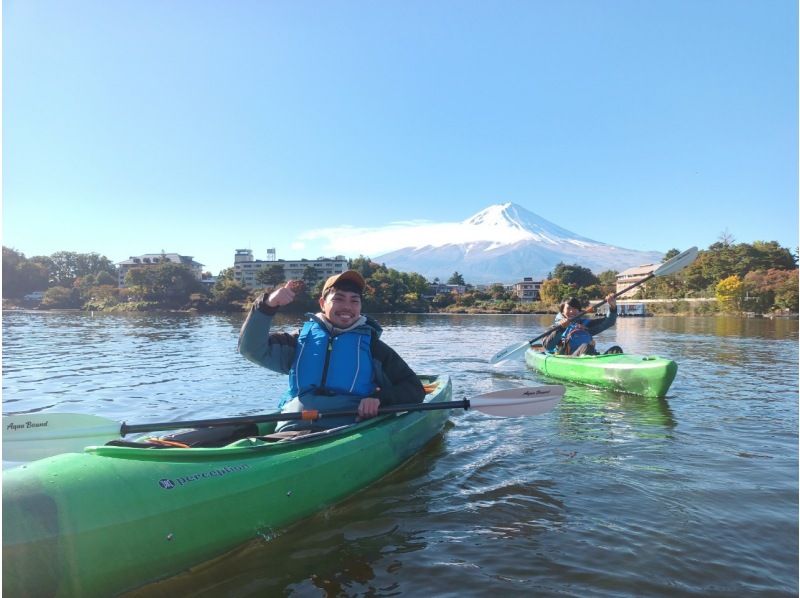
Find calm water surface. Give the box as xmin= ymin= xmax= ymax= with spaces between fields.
xmin=3 ymin=311 xmax=798 ymax=596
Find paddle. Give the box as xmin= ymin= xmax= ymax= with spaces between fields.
xmin=2 ymin=385 xmax=565 ymax=462
xmin=489 ymin=246 xmax=699 ymax=364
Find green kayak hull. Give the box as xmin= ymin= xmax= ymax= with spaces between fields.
xmin=3 ymin=376 xmax=452 ymax=597
xmin=525 ymin=349 xmax=677 ymax=397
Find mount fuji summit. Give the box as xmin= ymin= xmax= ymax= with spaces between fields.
xmin=373 ymin=203 xmax=664 ymax=284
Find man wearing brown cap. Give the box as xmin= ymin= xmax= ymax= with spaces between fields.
xmin=239 ymin=270 xmax=425 ymax=430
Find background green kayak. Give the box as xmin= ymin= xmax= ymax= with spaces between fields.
xmin=3 ymin=376 xmax=451 ymax=597
xmin=525 ymin=349 xmax=677 ymax=397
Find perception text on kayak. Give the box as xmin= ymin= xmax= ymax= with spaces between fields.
xmin=7 ymin=420 xmax=49 ymax=431
xmin=158 ymin=464 xmax=251 ymax=490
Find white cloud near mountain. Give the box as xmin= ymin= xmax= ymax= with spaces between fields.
xmin=297 ymin=220 xmax=481 ymax=256
xmin=295 ymin=203 xmax=664 ymax=282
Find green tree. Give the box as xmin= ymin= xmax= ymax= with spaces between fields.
xmin=48 ymin=251 xmax=117 ymax=287
xmin=539 ymin=278 xmax=564 ymax=305
xmin=94 ymin=271 xmax=116 ymax=286
xmin=302 ymin=265 xmax=321 ymax=288
xmin=2 ymin=247 xmax=50 ymax=298
xmin=774 ymin=270 xmax=799 ymax=311
xmin=212 ymin=279 xmax=250 ymax=308
xmin=489 ymin=283 xmax=510 ymax=300
xmin=217 ymin=267 xmax=235 ymax=281
xmin=447 ymin=272 xmax=466 ymax=285
xmin=256 ymin=264 xmax=286 ymax=287
xmin=365 ymin=269 xmax=409 ymax=311
xmin=403 ymin=272 xmax=430 ymax=296
xmin=597 ymin=270 xmax=618 ymax=295
xmin=41 ymin=286 xmax=81 ymax=309
xmin=431 ymin=293 xmax=455 ymax=309
xmin=551 ymin=263 xmax=599 ymax=287
xmin=349 ymin=256 xmax=385 ymax=279
xmin=125 ymin=263 xmax=204 ymax=307
xmin=750 ymin=241 xmax=797 ymax=270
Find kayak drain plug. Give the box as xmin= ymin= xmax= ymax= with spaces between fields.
xmin=166 ymin=533 xmax=174 ymax=541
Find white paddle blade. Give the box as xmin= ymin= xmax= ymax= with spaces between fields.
xmin=654 ymin=246 xmax=698 ymax=277
xmin=469 ymin=385 xmax=565 ymax=417
xmin=3 ymin=413 xmax=121 ymax=462
xmin=489 ymin=340 xmax=531 ymax=365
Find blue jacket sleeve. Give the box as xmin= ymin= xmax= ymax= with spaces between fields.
xmin=588 ymin=308 xmax=617 ymax=336
xmin=237 ymin=307 xmax=297 ymax=374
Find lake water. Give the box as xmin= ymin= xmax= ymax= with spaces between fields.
xmin=3 ymin=311 xmax=798 ymax=596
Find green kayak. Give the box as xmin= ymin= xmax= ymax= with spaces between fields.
xmin=525 ymin=349 xmax=677 ymax=397
xmin=3 ymin=375 xmax=452 ymax=597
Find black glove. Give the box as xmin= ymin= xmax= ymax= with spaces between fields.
xmin=253 ymin=292 xmax=279 ymax=315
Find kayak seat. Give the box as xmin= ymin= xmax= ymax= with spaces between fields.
xmin=157 ymin=424 xmax=260 ymax=447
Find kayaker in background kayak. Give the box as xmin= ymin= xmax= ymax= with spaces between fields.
xmin=541 ymin=295 xmax=622 ymax=356
xmin=238 ymin=270 xmax=425 ymax=431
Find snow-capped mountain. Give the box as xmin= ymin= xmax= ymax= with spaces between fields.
xmin=373 ymin=203 xmax=663 ymax=283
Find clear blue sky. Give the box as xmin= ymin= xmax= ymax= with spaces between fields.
xmin=4 ymin=0 xmax=797 ymax=276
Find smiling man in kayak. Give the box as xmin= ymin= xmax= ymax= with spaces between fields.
xmin=542 ymin=295 xmax=622 ymax=356
xmin=238 ymin=270 xmax=425 ymax=431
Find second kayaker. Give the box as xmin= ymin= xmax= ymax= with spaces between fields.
xmin=238 ymin=270 xmax=425 ymax=431
xmin=542 ymin=295 xmax=623 ymax=356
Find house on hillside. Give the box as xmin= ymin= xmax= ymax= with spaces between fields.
xmin=117 ymin=253 xmax=204 ymax=288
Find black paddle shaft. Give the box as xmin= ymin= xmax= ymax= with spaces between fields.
xmin=120 ymin=400 xmax=472 ymax=436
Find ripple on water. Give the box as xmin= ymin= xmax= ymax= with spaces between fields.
xmin=4 ymin=311 xmax=798 ymax=597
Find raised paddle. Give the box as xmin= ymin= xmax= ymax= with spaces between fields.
xmin=489 ymin=246 xmax=699 ymax=365
xmin=2 ymin=385 xmax=565 ymax=462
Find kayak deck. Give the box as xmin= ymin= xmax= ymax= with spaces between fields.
xmin=3 ymin=375 xmax=452 ymax=597
xmin=525 ymin=349 xmax=677 ymax=397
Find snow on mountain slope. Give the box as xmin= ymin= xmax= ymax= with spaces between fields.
xmin=374 ymin=203 xmax=663 ymax=283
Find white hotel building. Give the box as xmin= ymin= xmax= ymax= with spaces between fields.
xmin=233 ymin=249 xmax=348 ymax=289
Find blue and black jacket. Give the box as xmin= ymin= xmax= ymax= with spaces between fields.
xmin=238 ymin=304 xmax=424 ymax=429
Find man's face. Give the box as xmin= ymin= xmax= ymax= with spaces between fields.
xmin=562 ymin=303 xmax=580 ymax=319
xmin=319 ymin=288 xmax=362 ymax=328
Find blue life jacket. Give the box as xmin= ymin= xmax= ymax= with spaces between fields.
xmin=288 ymin=318 xmax=375 ymax=399
xmin=561 ymin=319 xmax=594 ymax=353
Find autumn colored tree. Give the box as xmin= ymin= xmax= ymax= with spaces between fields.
xmin=715 ymin=275 xmax=744 ymax=311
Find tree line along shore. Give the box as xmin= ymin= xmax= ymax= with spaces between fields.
xmin=3 ymin=240 xmax=798 ymax=317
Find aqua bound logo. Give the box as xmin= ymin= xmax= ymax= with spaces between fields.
xmin=6 ymin=419 xmax=49 ymax=431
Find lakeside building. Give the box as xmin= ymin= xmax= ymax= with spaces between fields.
xmin=513 ymin=277 xmax=542 ymax=302
xmin=117 ymin=253 xmax=204 ymax=288
xmin=615 ymin=263 xmax=658 ymax=297
xmin=233 ymin=249 xmax=348 ymax=289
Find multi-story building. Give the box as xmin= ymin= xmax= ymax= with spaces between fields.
xmin=117 ymin=253 xmax=204 ymax=288
xmin=616 ymin=264 xmax=658 ymax=297
xmin=513 ymin=277 xmax=542 ymax=302
xmin=233 ymin=249 xmax=348 ymax=289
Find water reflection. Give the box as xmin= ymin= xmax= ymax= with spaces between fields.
xmin=556 ymin=386 xmax=676 ymax=441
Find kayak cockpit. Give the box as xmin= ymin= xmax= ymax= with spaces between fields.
xmin=87 ymin=375 xmax=448 ymax=459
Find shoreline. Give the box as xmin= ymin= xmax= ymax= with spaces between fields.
xmin=4 ymin=304 xmax=798 ymax=319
